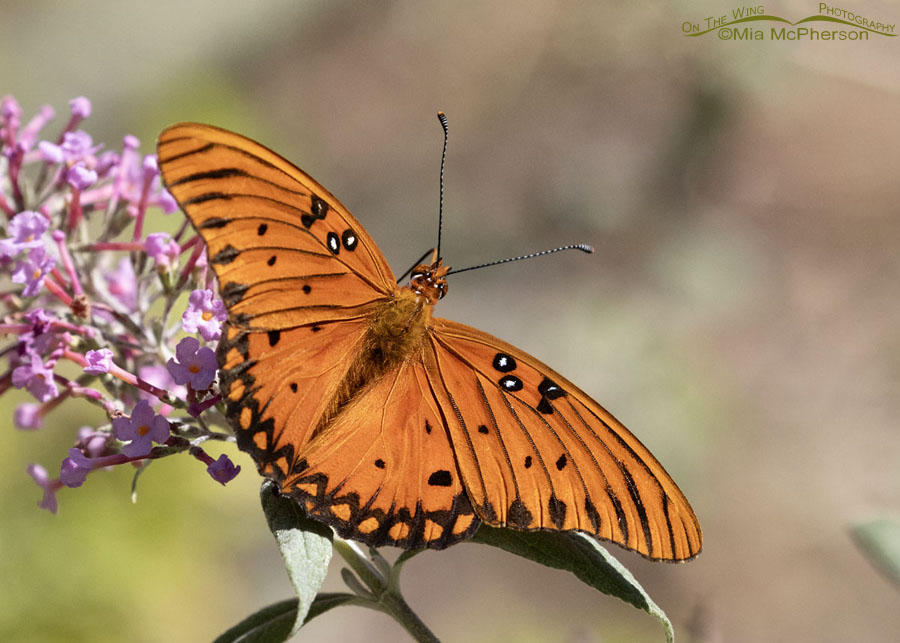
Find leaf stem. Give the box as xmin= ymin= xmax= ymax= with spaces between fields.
xmin=378 ymin=589 xmax=441 ymax=643
xmin=333 ymin=538 xmax=441 ymax=642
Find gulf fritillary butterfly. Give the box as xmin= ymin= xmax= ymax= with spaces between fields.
xmin=157 ymin=121 xmax=702 ymax=561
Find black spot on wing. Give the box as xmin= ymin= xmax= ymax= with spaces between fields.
xmin=498 ymin=375 xmax=523 ymax=392
xmin=492 ymin=353 xmax=516 ymax=372
xmin=211 ymin=245 xmax=239 ymax=265
xmin=221 ymin=282 xmax=249 ymax=307
xmin=548 ymin=495 xmax=567 ymax=529
xmin=622 ymin=466 xmax=653 ymax=556
xmin=326 ymin=231 xmax=340 ymax=254
xmin=507 ymin=498 xmax=533 ymax=527
xmin=584 ymin=497 xmax=602 ymax=532
xmin=538 ymin=377 xmax=565 ymax=399
xmin=185 ymin=193 xmax=232 ymax=206
xmin=301 ymin=195 xmax=329 ymax=228
xmin=199 ymin=217 xmax=229 ymax=229
xmin=341 ymin=228 xmax=358 ymax=251
xmin=427 ymin=470 xmax=452 ymax=487
xmin=479 ymin=500 xmax=497 ymax=523
xmin=609 ymin=489 xmax=629 ymax=543
xmin=170 ymin=167 xmax=248 ymax=186
xmin=555 ymin=454 xmax=567 ymax=470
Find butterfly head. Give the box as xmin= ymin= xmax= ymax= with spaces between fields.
xmin=409 ymin=253 xmax=449 ymax=305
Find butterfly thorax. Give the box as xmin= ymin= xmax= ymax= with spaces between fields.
xmin=317 ymin=284 xmax=435 ymax=434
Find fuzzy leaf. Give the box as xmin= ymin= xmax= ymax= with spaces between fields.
xmin=471 ymin=526 xmax=674 ymax=642
xmin=851 ymin=517 xmax=900 ymax=588
xmin=259 ymin=480 xmax=333 ymax=637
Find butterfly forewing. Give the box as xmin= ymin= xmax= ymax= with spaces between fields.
xmin=157 ymin=122 xmax=396 ymax=479
xmin=157 ymin=123 xmax=395 ymax=332
xmin=426 ymin=317 xmax=702 ymax=561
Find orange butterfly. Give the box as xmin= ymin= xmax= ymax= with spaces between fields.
xmin=157 ymin=121 xmax=702 ymax=561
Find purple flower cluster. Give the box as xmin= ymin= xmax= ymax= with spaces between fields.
xmin=1 ymin=96 xmax=240 ymax=514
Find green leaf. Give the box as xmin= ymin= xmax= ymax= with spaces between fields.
xmin=304 ymin=592 xmax=364 ymax=623
xmin=850 ymin=517 xmax=900 ymax=588
xmin=471 ymin=526 xmax=674 ymax=643
xmin=213 ymin=594 xmax=361 ymax=643
xmin=259 ymin=480 xmax=334 ymax=637
xmin=213 ymin=599 xmax=296 ymax=643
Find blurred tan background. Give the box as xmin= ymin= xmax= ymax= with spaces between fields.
xmin=3 ymin=1 xmax=900 ymax=641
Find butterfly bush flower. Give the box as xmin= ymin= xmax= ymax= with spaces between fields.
xmin=145 ymin=232 xmax=180 ymax=269
xmin=38 ymin=130 xmax=100 ymax=165
xmin=12 ymin=352 xmax=59 ymax=402
xmin=1 ymin=210 xmax=48 ymax=258
xmin=138 ymin=364 xmax=186 ymax=407
xmin=182 ymin=289 xmax=226 ymax=341
xmin=167 ymin=336 xmax=217 ymax=390
xmin=104 ymin=257 xmax=138 ymax=312
xmin=1 ymin=96 xmax=241 ymax=513
xmin=59 ymin=449 xmax=92 ymax=488
xmin=83 ymin=348 xmax=114 ymax=375
xmin=207 ymin=454 xmax=241 ymax=484
xmin=67 ymin=163 xmax=97 ymax=190
xmin=15 ymin=403 xmax=44 ymax=430
xmin=113 ymin=400 xmax=171 ymax=457
xmin=12 ymin=247 xmax=55 ymax=297
xmin=27 ymin=464 xmax=60 ymax=513
xmin=189 ymin=449 xmax=242 ymax=486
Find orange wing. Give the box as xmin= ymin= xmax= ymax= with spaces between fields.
xmin=157 ymin=123 xmax=395 ymax=482
xmin=425 ymin=317 xmax=702 ymax=561
xmin=282 ymin=357 xmax=480 ymax=549
xmin=158 ymin=123 xmax=395 ymax=330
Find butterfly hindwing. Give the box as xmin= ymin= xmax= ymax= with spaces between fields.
xmin=283 ymin=358 xmax=480 ymax=549
xmin=426 ymin=317 xmax=702 ymax=561
xmin=217 ymin=318 xmax=371 ymax=483
xmin=158 ymin=123 xmax=395 ymax=331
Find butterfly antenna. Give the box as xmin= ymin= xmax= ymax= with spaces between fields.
xmin=446 ymin=243 xmax=594 ymax=276
xmin=436 ymin=111 xmax=449 ymax=262
xmin=396 ymin=248 xmax=435 ymax=284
